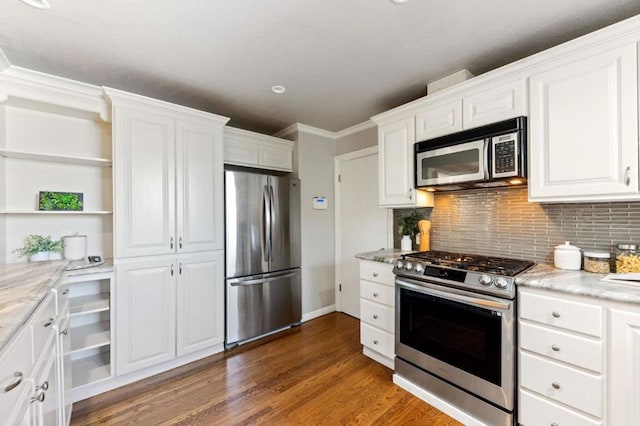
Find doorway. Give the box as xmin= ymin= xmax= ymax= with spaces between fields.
xmin=334 ymin=146 xmax=391 ymax=318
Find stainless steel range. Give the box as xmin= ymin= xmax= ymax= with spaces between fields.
xmin=393 ymin=250 xmax=534 ymax=426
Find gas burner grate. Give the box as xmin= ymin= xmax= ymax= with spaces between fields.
xmin=402 ymin=250 xmax=535 ymax=276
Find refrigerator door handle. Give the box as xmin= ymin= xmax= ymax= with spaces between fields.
xmin=268 ymin=184 xmax=276 ymax=263
xmin=263 ymin=184 xmax=272 ymax=264
xmin=228 ymin=271 xmax=299 ymax=286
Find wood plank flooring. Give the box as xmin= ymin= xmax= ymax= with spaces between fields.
xmin=71 ymin=313 xmax=462 ymax=425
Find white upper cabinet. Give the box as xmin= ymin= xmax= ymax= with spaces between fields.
xmin=377 ymin=116 xmax=416 ymax=207
xmin=528 ymin=43 xmax=639 ymax=202
xmin=224 ymin=127 xmax=294 ymax=172
xmin=106 ymin=88 xmax=229 ymax=258
xmin=415 ymin=99 xmax=462 ymax=141
xmin=462 ymin=79 xmax=527 ymax=130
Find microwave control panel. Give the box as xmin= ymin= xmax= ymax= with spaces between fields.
xmin=492 ymin=133 xmax=518 ymax=177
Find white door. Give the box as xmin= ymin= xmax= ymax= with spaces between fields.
xmin=115 ymin=257 xmax=176 ymax=375
xmin=176 ymin=251 xmax=224 ymax=356
xmin=336 ymin=148 xmax=389 ymax=318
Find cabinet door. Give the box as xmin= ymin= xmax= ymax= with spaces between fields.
xmin=115 ymin=258 xmax=176 ymax=375
xmin=609 ymin=308 xmax=640 ymax=425
xmin=529 ymin=44 xmax=639 ymax=201
xmin=258 ymin=143 xmax=293 ymax=171
xmin=113 ymin=106 xmax=176 ymax=257
xmin=415 ymin=99 xmax=462 ymax=141
xmin=462 ymin=79 xmax=526 ymax=129
xmin=378 ymin=117 xmax=416 ymax=207
xmin=176 ymin=119 xmax=224 ymax=253
xmin=176 ymin=251 xmax=224 ymax=356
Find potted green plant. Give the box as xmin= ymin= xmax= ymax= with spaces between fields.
xmin=14 ymin=234 xmax=62 ymax=262
xmin=398 ymin=210 xmax=422 ymax=251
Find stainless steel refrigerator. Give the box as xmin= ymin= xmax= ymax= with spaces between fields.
xmin=225 ymin=168 xmax=301 ymax=347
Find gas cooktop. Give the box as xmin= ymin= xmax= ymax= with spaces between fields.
xmin=393 ymin=250 xmax=535 ymax=299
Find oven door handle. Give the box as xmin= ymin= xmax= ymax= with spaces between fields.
xmin=397 ymin=279 xmax=511 ymax=311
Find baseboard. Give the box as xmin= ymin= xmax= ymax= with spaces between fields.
xmin=301 ymin=304 xmax=336 ymax=322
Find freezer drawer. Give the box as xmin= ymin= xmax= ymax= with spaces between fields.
xmin=226 ymin=269 xmax=301 ymax=345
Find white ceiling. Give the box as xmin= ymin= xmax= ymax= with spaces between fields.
xmin=1 ymin=0 xmax=640 ymax=134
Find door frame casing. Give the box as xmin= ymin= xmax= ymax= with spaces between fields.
xmin=334 ymin=146 xmax=393 ymax=314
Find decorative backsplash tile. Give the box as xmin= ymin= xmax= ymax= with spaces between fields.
xmin=394 ymin=187 xmax=640 ymax=264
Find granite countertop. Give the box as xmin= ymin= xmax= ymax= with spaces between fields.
xmin=0 ymin=259 xmax=114 ymax=355
xmin=355 ymin=248 xmax=411 ymax=264
xmin=516 ymin=263 xmax=640 ymax=305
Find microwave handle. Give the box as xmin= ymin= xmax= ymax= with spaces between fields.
xmin=483 ymin=139 xmax=490 ymax=179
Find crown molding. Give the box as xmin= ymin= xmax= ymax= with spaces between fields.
xmin=334 ymin=120 xmax=376 ymax=139
xmin=0 ymin=49 xmax=10 ymax=71
xmin=273 ymin=123 xmax=300 ymax=139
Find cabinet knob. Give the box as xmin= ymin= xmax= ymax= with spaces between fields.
xmin=373 ymin=340 xmax=379 ymax=345
xmin=372 ymin=272 xmax=378 ymax=277
xmin=551 ymin=344 xmax=560 ymax=352
xmin=625 ymin=166 xmax=631 ymax=186
xmin=36 ymin=381 xmax=49 ymax=391
xmin=179 ymin=237 xmax=183 ymax=249
xmin=552 ymin=382 xmax=560 ymax=390
xmin=373 ymin=292 xmax=379 ymax=298
xmin=4 ymin=372 xmax=23 ymax=392
xmin=171 ymin=264 xmax=174 ymax=276
xmin=30 ymin=390 xmax=45 ymax=403
xmin=62 ymin=289 xmax=69 ymax=296
xmin=552 ymin=311 xmax=560 ymax=318
xmin=170 ymin=237 xmax=174 ymax=249
xmin=60 ymin=328 xmax=68 ymax=336
xmin=373 ymin=314 xmax=378 ymax=319
xmin=408 ymin=188 xmax=413 ymax=200
xmin=43 ymin=318 xmax=54 ymax=328
xmin=551 ymin=423 xmax=558 ymax=426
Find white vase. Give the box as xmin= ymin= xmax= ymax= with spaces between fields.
xmin=400 ymin=235 xmax=412 ymax=251
xmin=30 ymin=252 xmax=49 ymax=262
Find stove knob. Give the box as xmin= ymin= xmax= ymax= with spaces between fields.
xmin=479 ymin=274 xmax=493 ymax=286
xmin=414 ymin=264 xmax=424 ymax=274
xmin=395 ymin=261 xmax=405 ymax=270
xmin=495 ymin=277 xmax=509 ymax=289
xmin=405 ymin=262 xmax=414 ymax=271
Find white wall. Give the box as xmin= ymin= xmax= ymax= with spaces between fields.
xmin=335 ymin=124 xmax=377 ymax=156
xmin=0 ymin=107 xmax=6 ymax=263
xmin=288 ymin=129 xmax=336 ymax=317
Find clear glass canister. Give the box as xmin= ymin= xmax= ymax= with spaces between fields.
xmin=583 ymin=250 xmax=610 ymax=273
xmin=612 ymin=243 xmax=640 ymax=273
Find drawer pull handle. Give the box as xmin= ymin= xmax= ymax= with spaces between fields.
xmin=373 ymin=292 xmax=379 ymax=298
xmin=36 ymin=381 xmax=49 ymax=391
xmin=62 ymin=289 xmax=69 ymax=296
xmin=44 ymin=318 xmax=54 ymax=327
xmin=373 ymin=340 xmax=379 ymax=345
xmin=552 ymin=311 xmax=560 ymax=318
xmin=4 ymin=372 xmax=23 ymax=392
xmin=551 ymin=344 xmax=560 ymax=352
xmin=31 ymin=390 xmax=45 ymax=403
xmin=551 ymin=423 xmax=558 ymax=426
xmin=373 ymin=272 xmax=378 ymax=277
xmin=373 ymin=314 xmax=378 ymax=319
xmin=552 ymin=382 xmax=560 ymax=390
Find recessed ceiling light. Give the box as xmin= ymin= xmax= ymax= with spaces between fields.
xmin=18 ymin=0 xmax=50 ymax=9
xmin=271 ymin=85 xmax=286 ymax=94
xmin=391 ymin=0 xmax=409 ymax=4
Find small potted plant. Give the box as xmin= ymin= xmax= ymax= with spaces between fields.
xmin=14 ymin=234 xmax=62 ymax=262
xmin=398 ymin=210 xmax=422 ymax=251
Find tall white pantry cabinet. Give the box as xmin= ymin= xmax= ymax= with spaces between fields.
xmin=104 ymin=88 xmax=229 ymax=376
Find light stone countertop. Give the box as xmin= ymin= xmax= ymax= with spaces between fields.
xmin=355 ymin=248 xmax=412 ymax=264
xmin=516 ymin=263 xmax=640 ymax=305
xmin=0 ymin=259 xmax=114 ymax=355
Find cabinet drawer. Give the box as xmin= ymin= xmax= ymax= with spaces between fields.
xmin=520 ymin=321 xmax=603 ymax=372
xmin=359 ymin=261 xmax=394 ymax=286
xmin=520 ymin=352 xmax=602 ymax=417
xmin=30 ymin=294 xmax=57 ymax=363
xmin=360 ymin=299 xmax=394 ymax=333
xmin=0 ymin=330 xmax=33 ymax=415
xmin=519 ymin=389 xmax=602 ymax=426
xmin=360 ymin=323 xmax=394 ymax=359
xmin=519 ymin=290 xmax=602 ymax=337
xmin=361 ymin=280 xmax=395 ymax=307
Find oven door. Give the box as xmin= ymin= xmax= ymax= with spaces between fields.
xmin=416 ymin=139 xmax=488 ymax=187
xmin=395 ymin=277 xmax=515 ymax=411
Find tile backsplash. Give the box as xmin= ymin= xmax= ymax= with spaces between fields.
xmin=394 ymin=187 xmax=640 ymax=264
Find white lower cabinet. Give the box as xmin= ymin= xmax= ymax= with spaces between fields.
xmin=116 ymin=251 xmax=224 ymax=375
xmin=359 ymin=260 xmax=395 ymax=369
xmin=519 ymin=287 xmax=640 ymax=426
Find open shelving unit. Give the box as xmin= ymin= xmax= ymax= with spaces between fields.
xmin=63 ymin=271 xmax=114 ymax=397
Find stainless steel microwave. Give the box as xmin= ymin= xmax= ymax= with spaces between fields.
xmin=415 ymin=116 xmax=527 ymax=191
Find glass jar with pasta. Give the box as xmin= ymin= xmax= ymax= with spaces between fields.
xmin=612 ymin=243 xmax=640 ymax=273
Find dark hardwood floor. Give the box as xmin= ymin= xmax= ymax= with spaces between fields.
xmin=71 ymin=313 xmax=462 ymax=425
